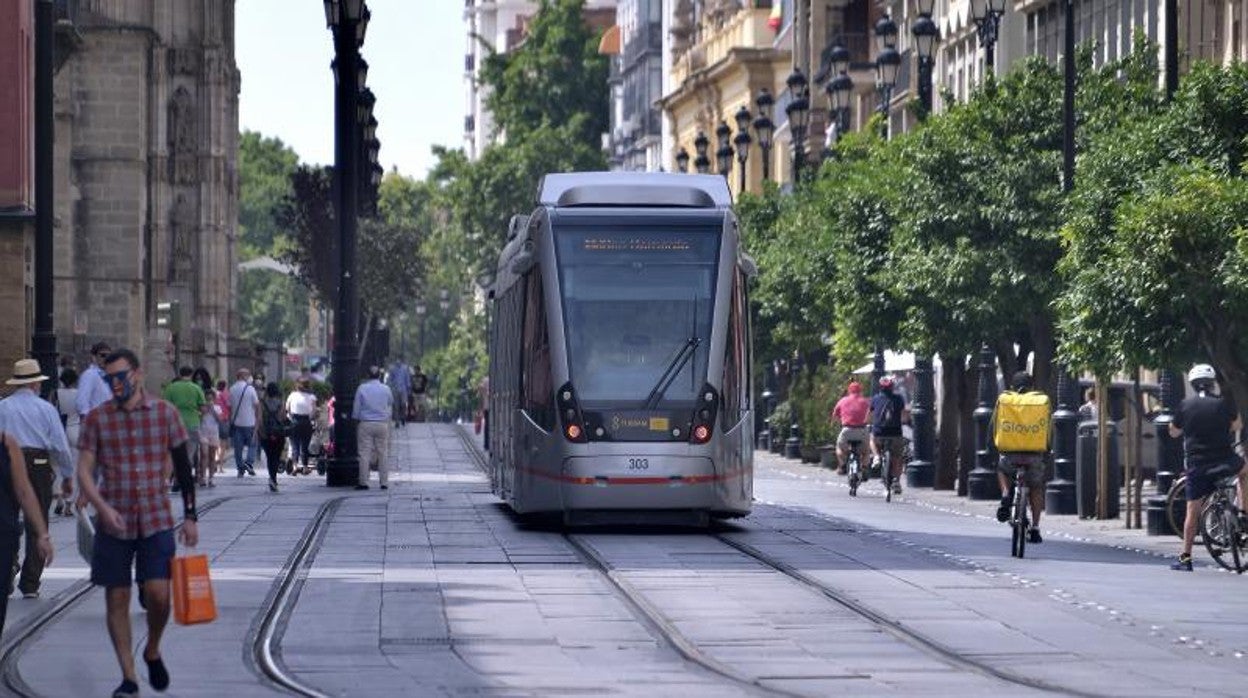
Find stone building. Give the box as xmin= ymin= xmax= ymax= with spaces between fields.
xmin=50 ymin=0 xmax=241 ymax=384
xmin=0 ymin=1 xmax=36 ymax=377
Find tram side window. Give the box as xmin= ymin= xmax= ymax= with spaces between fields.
xmin=721 ymin=270 xmax=748 ymax=429
xmin=521 ymin=271 xmax=554 ymax=430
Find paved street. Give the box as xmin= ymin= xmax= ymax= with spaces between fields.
xmin=2 ymin=423 xmax=1245 ymax=697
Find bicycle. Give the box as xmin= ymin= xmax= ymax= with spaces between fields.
xmin=845 ymin=440 xmax=864 ymax=496
xmin=1164 ymin=473 xmax=1188 ymax=538
xmin=1199 ymin=471 xmax=1246 ymax=573
xmin=1004 ymin=453 xmax=1043 ymax=559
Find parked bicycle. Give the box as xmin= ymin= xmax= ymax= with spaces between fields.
xmin=1200 ymin=470 xmax=1246 ymax=573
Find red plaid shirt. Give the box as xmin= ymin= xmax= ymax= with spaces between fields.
xmin=78 ymin=395 xmax=187 ymax=539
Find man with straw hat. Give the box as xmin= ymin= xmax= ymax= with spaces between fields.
xmin=0 ymin=359 xmax=73 ymax=598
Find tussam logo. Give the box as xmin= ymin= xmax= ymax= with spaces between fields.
xmin=999 ymin=418 xmax=1049 ymax=433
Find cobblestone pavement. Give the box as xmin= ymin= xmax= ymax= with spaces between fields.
xmin=1 ymin=424 xmax=1243 ymax=697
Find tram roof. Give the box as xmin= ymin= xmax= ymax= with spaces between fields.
xmin=537 ymin=172 xmax=732 ymax=209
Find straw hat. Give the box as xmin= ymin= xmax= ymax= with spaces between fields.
xmin=6 ymin=359 xmax=49 ymax=386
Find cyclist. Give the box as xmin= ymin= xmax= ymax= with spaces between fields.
xmin=1168 ymin=363 xmax=1244 ymax=571
xmin=993 ymin=371 xmax=1051 ymax=544
xmin=830 ymin=381 xmax=870 ymax=476
xmin=869 ymin=375 xmax=909 ymax=495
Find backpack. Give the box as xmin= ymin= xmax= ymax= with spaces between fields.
xmin=261 ymin=399 xmax=290 ymax=440
xmin=994 ymin=391 xmax=1051 ymax=452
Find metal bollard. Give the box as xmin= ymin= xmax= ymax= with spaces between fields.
xmin=785 ymin=423 xmax=802 ymax=460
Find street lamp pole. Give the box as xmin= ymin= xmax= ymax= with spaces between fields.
xmin=733 ymin=106 xmax=753 ymax=193
xmin=784 ymin=68 xmax=810 ymax=184
xmin=971 ymin=0 xmax=1008 ymax=77
xmin=911 ymin=3 xmax=940 ymax=116
xmin=752 ymin=89 xmax=775 ymax=181
xmin=874 ymin=16 xmax=901 ymax=140
xmin=1062 ymin=0 xmax=1076 ymax=192
xmin=324 ymin=0 xmax=369 ymax=487
xmin=824 ymin=39 xmax=853 ymax=150
xmin=693 ymin=131 xmax=711 ymax=174
xmin=32 ymin=0 xmax=57 ymax=392
xmin=714 ymin=121 xmax=734 ymax=181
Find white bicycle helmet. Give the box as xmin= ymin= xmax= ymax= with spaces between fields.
xmin=1187 ymin=363 xmax=1217 ymax=386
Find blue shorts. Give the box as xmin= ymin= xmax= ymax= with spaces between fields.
xmin=1185 ymin=460 xmax=1244 ymax=501
xmin=91 ymin=529 xmax=176 ymax=588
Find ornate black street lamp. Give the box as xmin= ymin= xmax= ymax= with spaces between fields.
xmin=714 ymin=121 xmax=734 ymax=180
xmin=675 ymin=147 xmax=690 ymax=173
xmin=907 ymin=355 xmax=937 ymax=488
xmin=968 ymin=343 xmax=1002 ymax=499
xmin=752 ymin=88 xmax=775 ymax=181
xmin=733 ymin=105 xmax=753 ymax=192
xmin=784 ymin=68 xmax=810 ymax=183
xmin=971 ymin=0 xmax=1008 ymax=74
xmin=693 ymin=131 xmax=711 ymax=174
xmin=911 ymin=2 xmax=939 ymax=115
xmin=823 ymin=39 xmax=853 ymax=149
xmin=875 ymin=15 xmax=902 ymax=139
xmin=324 ymin=0 xmax=370 ymax=486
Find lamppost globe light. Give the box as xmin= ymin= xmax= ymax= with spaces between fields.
xmin=356 ymin=6 xmax=370 ymax=46
xmin=364 ymin=114 xmax=378 ymax=142
xmin=874 ymin=15 xmax=899 ymax=52
xmin=827 ymin=73 xmax=853 ymax=111
xmin=415 ymin=303 xmax=426 ymax=316
xmin=784 ymin=67 xmax=808 ymax=105
xmin=357 ymin=57 xmax=369 ymax=87
xmin=784 ymin=94 xmax=810 ymax=136
xmin=734 ymin=105 xmax=752 ymax=135
xmin=988 ymin=0 xmax=1008 ymax=15
xmin=714 ymin=121 xmax=733 ymax=179
xmin=357 ymin=87 xmax=375 ymax=124
xmin=754 ymin=88 xmax=774 ymax=124
xmin=675 ymin=147 xmax=690 ymax=172
xmin=971 ymin=0 xmax=989 ymax=21
xmin=912 ymin=15 xmax=939 ymax=60
xmin=829 ymin=42 xmax=851 ymax=76
xmin=876 ymin=48 xmax=902 ymax=90
xmin=753 ymin=88 xmax=775 ymax=182
xmin=693 ymin=130 xmax=711 ymax=174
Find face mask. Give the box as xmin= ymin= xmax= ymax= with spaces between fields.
xmin=104 ymin=369 xmax=136 ymax=405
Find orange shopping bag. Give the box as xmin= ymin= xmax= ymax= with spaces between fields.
xmin=172 ymin=554 xmax=217 ymax=625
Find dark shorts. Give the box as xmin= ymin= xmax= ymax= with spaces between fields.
xmin=1185 ymin=460 xmax=1244 ymax=501
xmin=91 ymin=529 xmax=176 ymax=588
xmin=998 ymin=453 xmax=1047 ymax=487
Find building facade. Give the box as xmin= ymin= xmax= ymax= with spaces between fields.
xmin=603 ymin=0 xmax=665 ymax=170
xmin=0 ymin=1 xmax=36 ymax=376
xmin=49 ymin=0 xmax=241 ymax=383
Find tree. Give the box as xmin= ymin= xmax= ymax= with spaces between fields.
xmin=275 ymin=165 xmax=337 ymax=307
xmin=1058 ymin=62 xmax=1248 ymax=415
xmin=479 ymin=0 xmax=608 ymax=145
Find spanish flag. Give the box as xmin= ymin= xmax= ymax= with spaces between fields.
xmin=768 ymin=3 xmax=782 ymax=31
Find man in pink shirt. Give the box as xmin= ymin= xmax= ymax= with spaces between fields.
xmin=830 ymin=381 xmax=871 ymax=475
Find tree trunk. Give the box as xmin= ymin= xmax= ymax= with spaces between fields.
xmin=994 ymin=338 xmax=1018 ymax=382
xmin=936 ymin=354 xmax=963 ymax=490
xmin=1207 ymin=329 xmax=1248 ymax=429
xmin=1029 ymin=315 xmax=1057 ymax=398
xmin=958 ymin=357 xmax=977 ymax=496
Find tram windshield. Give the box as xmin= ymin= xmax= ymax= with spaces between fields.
xmin=554 ymin=223 xmax=720 ymax=407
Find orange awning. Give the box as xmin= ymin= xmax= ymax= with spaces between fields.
xmin=598 ymin=24 xmax=621 ymax=55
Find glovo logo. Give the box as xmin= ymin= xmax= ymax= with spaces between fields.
xmin=999 ymin=417 xmax=1049 ymax=433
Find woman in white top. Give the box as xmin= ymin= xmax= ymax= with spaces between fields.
xmin=285 ymin=381 xmax=318 ymax=474
xmin=199 ymin=388 xmax=224 ymax=487
xmin=53 ymin=368 xmax=79 ymax=517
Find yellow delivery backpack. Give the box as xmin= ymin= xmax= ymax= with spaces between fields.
xmin=993 ymin=391 xmax=1051 ymax=453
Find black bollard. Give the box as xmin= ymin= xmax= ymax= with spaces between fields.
xmin=967 ymin=344 xmax=1001 ymax=500
xmin=1146 ymin=369 xmax=1184 ymax=535
xmin=759 ymin=417 xmax=772 ymax=451
xmin=1046 ymin=367 xmax=1079 ymax=514
xmin=906 ymin=355 xmax=936 ymax=488
xmin=785 ymin=422 xmax=802 ymax=459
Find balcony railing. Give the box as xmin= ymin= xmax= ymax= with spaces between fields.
xmin=672 ymin=8 xmax=774 ymax=86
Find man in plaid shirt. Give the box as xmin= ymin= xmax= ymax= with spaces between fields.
xmin=77 ymin=349 xmax=198 ymax=698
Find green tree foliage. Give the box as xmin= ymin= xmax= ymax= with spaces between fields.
xmin=1058 ymin=62 xmax=1248 ymax=412
xmin=239 ymin=131 xmax=299 ymax=257
xmin=479 ymin=0 xmax=608 ymax=145
xmin=359 ymin=173 xmax=426 ymax=321
xmin=237 ymin=131 xmax=306 ymax=346
xmin=275 ymin=165 xmax=337 ymax=306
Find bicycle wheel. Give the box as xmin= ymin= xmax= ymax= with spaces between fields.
xmin=884 ymin=454 xmax=893 ymax=503
xmin=1165 ymin=476 xmax=1187 ymax=537
xmin=1012 ymin=483 xmax=1028 ymax=558
xmin=848 ymin=454 xmax=859 ymax=496
xmin=1200 ymin=502 xmax=1236 ymax=571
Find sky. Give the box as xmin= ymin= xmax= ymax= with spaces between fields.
xmin=236 ymin=0 xmax=464 ymax=178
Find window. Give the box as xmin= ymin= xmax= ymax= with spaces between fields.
xmin=521 ymin=271 xmax=554 ymax=430
xmin=721 ymin=270 xmax=749 ymax=430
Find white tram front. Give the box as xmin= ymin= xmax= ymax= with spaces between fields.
xmin=486 ymin=172 xmax=755 ymax=524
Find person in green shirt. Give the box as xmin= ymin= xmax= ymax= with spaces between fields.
xmin=162 ymin=366 xmax=207 ymax=484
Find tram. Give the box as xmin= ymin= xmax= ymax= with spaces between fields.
xmin=485 ymin=172 xmax=756 ymax=524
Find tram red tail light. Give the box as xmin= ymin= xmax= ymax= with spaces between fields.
xmin=566 ymin=424 xmax=583 ymax=440
xmin=557 ymin=381 xmax=588 ymax=443
xmin=692 ymin=425 xmax=711 ymax=443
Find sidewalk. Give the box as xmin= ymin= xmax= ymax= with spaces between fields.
xmin=755 ymin=449 xmax=1182 ymax=562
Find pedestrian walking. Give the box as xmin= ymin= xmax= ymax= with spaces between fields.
xmin=353 ymin=366 xmax=393 ymax=490
xmin=0 ymin=431 xmax=54 ymax=633
xmin=213 ymin=380 xmax=230 ymax=474
xmin=387 ymin=359 xmax=412 ymax=428
xmin=257 ymin=383 xmax=289 ymax=492
xmin=162 ymin=367 xmax=207 ymax=487
xmin=0 ymin=359 xmax=74 ymax=599
xmin=227 ymin=369 xmax=260 ymax=477
xmin=190 ymin=367 xmax=212 ymax=395
xmin=76 ymin=340 xmax=113 ymax=420
xmin=198 ymin=388 xmax=222 ymax=487
xmin=76 ymin=348 xmax=198 ymax=697
xmin=53 ymin=368 xmax=79 ymax=517
xmin=411 ymin=364 xmax=429 ymax=422
xmin=285 ymin=379 xmax=317 ymax=474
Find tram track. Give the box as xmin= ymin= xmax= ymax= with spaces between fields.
xmin=249 ymin=495 xmax=345 ymax=698
xmin=712 ymin=531 xmax=1106 ymax=698
xmin=0 ymin=496 xmax=234 ymax=698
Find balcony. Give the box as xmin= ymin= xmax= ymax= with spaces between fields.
xmin=671 ymin=8 xmax=775 ymax=86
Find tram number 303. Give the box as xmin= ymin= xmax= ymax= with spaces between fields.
xmin=627 ymin=458 xmax=650 ymax=471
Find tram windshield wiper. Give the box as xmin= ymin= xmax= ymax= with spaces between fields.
xmin=642 ymin=336 xmax=700 ymax=410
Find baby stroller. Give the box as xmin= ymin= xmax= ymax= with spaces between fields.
xmin=311 ymin=419 xmax=331 ymax=476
